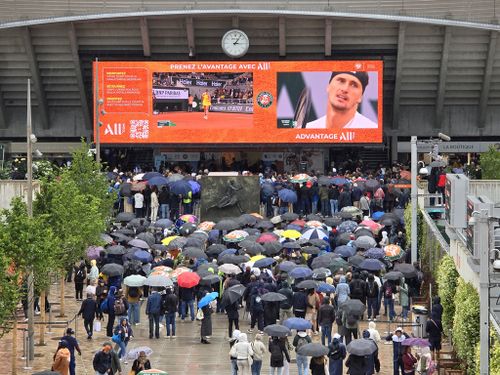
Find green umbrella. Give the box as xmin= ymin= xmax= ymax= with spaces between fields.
xmin=328 ymin=258 xmax=350 ymax=274
xmin=123 ymin=275 xmax=147 ymax=287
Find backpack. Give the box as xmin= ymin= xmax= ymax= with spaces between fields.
xmin=384 ymin=284 xmax=394 ymax=299
xmin=351 ymin=281 xmax=364 ymax=297
xmin=113 ymin=298 xmax=126 ymax=315
xmin=252 ymin=294 xmax=264 ymax=312
xmin=75 ymin=268 xmax=85 ymax=282
xmin=296 ymin=336 xmax=308 ymax=351
xmin=335 ymin=310 xmax=343 ymax=326
xmin=345 ymin=314 xmax=359 ymax=329
xmin=128 ymin=287 xmax=139 ymax=299
xmin=329 ymin=343 xmax=343 ymax=361
xmin=367 ymin=282 xmax=377 ymax=298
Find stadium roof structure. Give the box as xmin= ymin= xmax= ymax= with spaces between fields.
xmin=0 ymin=0 xmax=500 ymax=142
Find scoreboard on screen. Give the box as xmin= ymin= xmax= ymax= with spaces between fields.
xmin=94 ymin=60 xmax=384 ymax=144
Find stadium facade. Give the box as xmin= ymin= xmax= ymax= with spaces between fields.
xmin=1 ymin=1 xmax=500 ymax=171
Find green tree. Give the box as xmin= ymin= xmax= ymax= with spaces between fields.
xmin=436 ymin=255 xmax=459 ymax=332
xmin=452 ymin=278 xmax=480 ymax=373
xmin=479 ymin=146 xmax=500 ymax=179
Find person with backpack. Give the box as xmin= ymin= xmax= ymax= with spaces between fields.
xmin=248 ymin=288 xmax=265 ymax=334
xmin=416 ymin=346 xmax=434 ymax=375
xmin=293 ymin=330 xmax=312 ymax=375
xmin=146 ymin=288 xmax=162 ymax=339
xmin=60 ymin=328 xmax=81 ymax=375
xmin=278 ymin=281 xmax=294 ymax=323
xmin=365 ymin=274 xmax=379 ymax=320
xmin=309 ymin=355 xmax=327 ymax=375
xmin=317 ymin=297 xmax=336 ymax=346
xmin=382 ymin=279 xmax=397 ymax=321
xmin=126 ymin=285 xmax=143 ymax=326
xmin=77 ymin=293 xmax=97 ymax=340
xmin=425 ymin=311 xmax=443 ymax=356
xmin=113 ymin=289 xmax=129 ymax=319
xmin=74 ymin=261 xmax=87 ymax=301
xmin=292 ymin=289 xmax=308 ymax=319
xmin=349 ymin=273 xmax=367 ymax=304
xmin=342 ymin=309 xmax=360 ymax=345
xmin=113 ymin=317 xmax=133 ymax=362
xmin=52 ymin=340 xmax=71 ymax=375
xmin=161 ymin=287 xmax=178 ymax=339
xmin=269 ymin=336 xmax=291 ymax=375
xmin=328 ymin=333 xmax=347 ymax=375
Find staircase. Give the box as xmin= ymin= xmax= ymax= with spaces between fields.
xmin=359 ymin=147 xmax=389 ymax=170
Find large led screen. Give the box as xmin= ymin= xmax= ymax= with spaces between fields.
xmin=95 ymin=61 xmax=383 ymax=144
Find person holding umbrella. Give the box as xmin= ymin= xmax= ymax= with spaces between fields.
xmin=402 ymin=346 xmax=417 ymax=375
xmin=278 ymin=281 xmax=294 ymax=323
xmin=200 ymin=291 xmax=214 ymax=344
xmin=269 ymin=336 xmax=291 ymax=375
xmin=345 ymin=353 xmax=367 ymax=375
xmin=131 ymin=351 xmax=152 ymax=375
xmin=225 ymin=296 xmax=240 ymax=339
xmin=328 ymin=333 xmax=346 ymax=375
xmin=292 ymin=330 xmax=312 ymax=375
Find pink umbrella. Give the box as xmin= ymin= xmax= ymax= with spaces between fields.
xmin=257 ymin=233 xmax=279 ymax=243
xmin=87 ymin=246 xmax=104 ymax=260
xmin=360 ymin=219 xmax=382 ymax=233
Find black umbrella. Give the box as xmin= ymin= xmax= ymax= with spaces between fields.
xmin=297 ymin=343 xmax=329 ymax=357
xmin=214 ymin=219 xmax=240 ymax=231
xmin=200 ymin=274 xmax=221 ymax=285
xmin=115 ymin=228 xmax=135 ymax=236
xmin=206 ymin=244 xmax=227 ymax=256
xmin=151 ymin=244 xmax=168 ymax=253
xmin=282 ymin=241 xmax=301 ymax=250
xmin=166 ymin=237 xmax=188 ymax=250
xmin=240 ymin=241 xmax=265 ymax=256
xmin=100 ymin=233 xmax=113 ymax=244
xmin=308 ymin=239 xmax=329 ymax=249
xmin=106 ymin=245 xmax=127 ymax=255
xmin=183 ymin=247 xmax=207 ymax=259
xmin=312 ymin=267 xmax=332 ymax=279
xmin=218 ymin=254 xmax=248 ymax=265
xmin=354 ymin=227 xmax=374 ymax=238
xmin=359 ymin=259 xmax=385 ymax=271
xmin=261 ymin=292 xmax=287 ymax=303
xmin=136 ymin=232 xmax=155 ymax=247
xmin=264 ymin=324 xmax=291 ymax=337
xmin=238 ymin=214 xmax=259 ymax=227
xmin=115 ymin=212 xmax=135 ymax=222
xmin=337 ymin=233 xmax=353 ymax=246
xmin=305 ymin=214 xmax=322 ymax=222
xmin=263 ymin=241 xmax=283 ymax=255
xmin=185 ymin=237 xmax=205 ymax=248
xmin=220 ymin=284 xmax=246 ymax=308
xmin=256 ymin=221 xmax=275 ymax=230
xmin=348 ymin=255 xmax=366 ymax=268
xmin=339 ymin=299 xmax=366 ymax=315
xmin=197 ymin=263 xmax=219 ymax=274
xmin=128 ymin=238 xmax=150 ymax=249
xmin=180 ymin=223 xmax=197 ymax=236
xmin=379 ymin=217 xmax=399 ymax=226
xmin=119 ymin=183 xmax=132 ymax=197
xmin=128 ymin=218 xmax=150 ymax=228
xmin=347 ymin=339 xmax=378 ymax=356
xmin=394 ymin=263 xmax=417 ymax=278
xmin=243 ymin=228 xmax=261 ymax=236
xmin=301 ymin=246 xmax=320 ymax=255
xmin=324 ymin=217 xmax=342 ymax=227
xmin=151 ymin=218 xmax=174 ymax=229
xmin=296 ymin=280 xmax=318 ymax=290
xmin=101 ymin=263 xmax=124 ymax=277
xmin=110 ymin=233 xmax=133 ymax=243
xmin=384 ymin=271 xmax=404 ymax=281
xmin=364 ymin=179 xmax=380 ymax=191
xmin=338 ymin=211 xmax=354 ymax=219
xmin=281 ymin=212 xmax=299 ymax=221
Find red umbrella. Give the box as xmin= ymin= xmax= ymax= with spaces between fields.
xmin=290 ymin=219 xmax=306 ymax=228
xmin=257 ymin=233 xmax=279 ymax=243
xmin=177 ymin=272 xmax=200 ymax=288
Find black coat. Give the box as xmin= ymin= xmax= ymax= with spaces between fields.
xmin=346 ymin=354 xmax=367 ymax=375
xmin=93 ymin=350 xmax=111 ymax=373
xmin=268 ymin=339 xmax=290 ymax=368
xmin=200 ymin=305 xmax=212 ymax=337
xmin=78 ymin=298 xmax=97 ymax=320
xmin=277 ymin=287 xmax=293 ymax=310
xmin=426 ymin=318 xmax=443 ymax=341
xmin=225 ymin=301 xmax=239 ymax=320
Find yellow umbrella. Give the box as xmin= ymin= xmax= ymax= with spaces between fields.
xmin=250 ymin=255 xmax=266 ymax=262
xmin=281 ymin=229 xmax=302 ymax=240
xmin=161 ymin=235 xmax=179 ymax=245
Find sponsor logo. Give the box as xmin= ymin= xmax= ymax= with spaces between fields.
xmin=257 ymin=91 xmax=273 ymax=108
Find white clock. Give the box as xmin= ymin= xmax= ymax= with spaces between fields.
xmin=221 ymin=29 xmax=250 ymax=58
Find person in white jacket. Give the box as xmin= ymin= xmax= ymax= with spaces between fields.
xmin=229 ymin=332 xmax=254 ymax=375
xmin=150 ymin=186 xmax=159 ymax=222
xmin=251 ymin=333 xmax=267 ymax=375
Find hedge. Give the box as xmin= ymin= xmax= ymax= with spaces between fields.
xmin=436 ymin=255 xmax=459 ymax=332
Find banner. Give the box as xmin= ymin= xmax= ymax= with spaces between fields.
xmin=95 ymin=61 xmax=383 ymax=144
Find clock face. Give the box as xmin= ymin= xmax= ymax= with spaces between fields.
xmin=221 ymin=29 xmax=249 ymax=58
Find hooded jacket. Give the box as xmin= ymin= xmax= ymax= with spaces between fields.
xmin=252 ymin=334 xmax=267 ymax=361
xmin=336 ymin=276 xmax=350 ymax=304
xmin=52 ymin=347 xmax=71 ymax=375
xmin=229 ymin=333 xmax=254 ymax=360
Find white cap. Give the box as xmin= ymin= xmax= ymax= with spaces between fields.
xmin=333 ymin=333 xmax=341 ymax=340
xmin=332 ymin=168 xmax=337 ymax=173
xmin=395 ymin=327 xmax=403 ymax=332
xmin=298 ymin=331 xmax=307 ymax=338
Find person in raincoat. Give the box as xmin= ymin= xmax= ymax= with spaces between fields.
xmin=103 ymin=285 xmax=117 ymax=337
xmin=399 ymin=277 xmax=410 ymax=321
xmin=328 ymin=333 xmax=346 ymax=375
xmin=229 ymin=332 xmax=254 ymax=375
xmin=335 ymin=276 xmax=350 ymax=305
xmin=52 ymin=340 xmax=71 ymax=375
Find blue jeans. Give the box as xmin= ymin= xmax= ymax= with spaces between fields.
xmin=321 ymin=324 xmax=332 ymax=346
xmin=149 ymin=313 xmax=160 ymax=338
xmin=367 ymin=297 xmax=378 ymax=319
xmin=330 ymin=199 xmax=338 ymax=214
xmin=402 ymin=305 xmax=409 ymax=319
xmin=160 ymin=204 xmax=170 ymax=219
xmin=251 ymin=359 xmax=263 ymax=375
xmin=165 ymin=312 xmax=176 ymax=336
xmin=181 ymin=300 xmax=195 ymax=321
xmin=278 ymin=206 xmax=288 ymax=215
xmin=312 ymin=199 xmax=318 ymax=214
xmin=385 ymin=298 xmax=396 ymax=320
xmin=296 ymin=354 xmax=309 ymax=375
xmin=270 ymin=367 xmax=283 ymax=375
xmin=128 ymin=302 xmax=140 ymax=324
xmin=231 ymin=359 xmax=238 ymax=375
xmin=116 ymin=340 xmax=127 ymax=358
xmin=321 ymin=199 xmax=330 ymax=216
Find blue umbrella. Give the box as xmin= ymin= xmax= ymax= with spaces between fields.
xmin=169 ymin=180 xmax=192 ymax=195
xmin=337 ymin=220 xmax=358 ymax=234
xmin=283 ymin=317 xmax=312 ymax=330
xmin=278 ymin=188 xmax=298 ymax=204
xmin=334 ymin=245 xmax=357 ymax=258
xmin=148 ymin=176 xmax=169 ymax=186
xmin=133 ymin=249 xmax=153 ymax=263
xmin=289 ymin=266 xmax=313 ymax=279
xmin=359 ymin=258 xmax=385 ymax=271
xmin=198 ymin=291 xmax=219 ymax=309
xmin=151 ymin=218 xmax=173 ymax=229
xmin=317 ymin=282 xmax=336 ymax=293
xmin=188 ymin=180 xmax=201 ymax=194
xmin=364 ymin=247 xmax=385 ymax=259
xmin=218 ymin=248 xmax=238 ymax=260
xmin=332 ymin=177 xmax=349 ymax=186
xmin=278 ymin=261 xmax=297 ymax=272
xmin=254 ymin=257 xmax=276 ymax=268
xmin=371 ymin=211 xmax=385 ymax=221
xmin=286 ymin=224 xmax=303 ymax=231
xmin=143 ymin=172 xmax=163 ymax=180
xmin=261 ymin=183 xmax=275 ymax=197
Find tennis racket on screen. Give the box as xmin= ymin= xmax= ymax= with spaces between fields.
xmin=293 ymin=86 xmax=312 ymax=129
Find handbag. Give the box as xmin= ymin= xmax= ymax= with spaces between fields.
xmin=93 ymin=320 xmax=101 ymax=332
xmin=112 ymin=333 xmax=121 ymax=343
xmin=196 ymin=308 xmax=204 ymax=321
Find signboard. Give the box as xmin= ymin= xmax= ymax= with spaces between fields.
xmin=445 ymin=174 xmax=469 ymax=229
xmin=95 ymin=61 xmax=383 ymax=144
xmin=398 ymin=141 xmax=500 ymax=153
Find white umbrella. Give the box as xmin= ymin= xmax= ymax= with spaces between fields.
xmin=145 ymin=274 xmax=173 ymax=287
xmin=219 ymin=264 xmax=242 ymax=275
xmin=123 ymin=275 xmax=147 ymax=287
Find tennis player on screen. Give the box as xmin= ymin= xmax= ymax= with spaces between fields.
xmin=201 ymin=89 xmax=211 ymax=120
xmin=306 ymin=71 xmax=377 ymax=129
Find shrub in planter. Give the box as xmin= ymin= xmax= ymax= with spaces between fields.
xmin=436 ymin=255 xmax=459 ymax=332
xmin=474 ymin=329 xmax=500 ymax=375
xmin=452 ymin=278 xmax=480 ymax=374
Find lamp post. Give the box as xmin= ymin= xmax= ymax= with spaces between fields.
xmin=410 ymin=136 xmax=418 ymax=264
xmin=26 ymin=78 xmax=35 ymax=362
xmin=94 ymin=57 xmax=101 ymax=164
